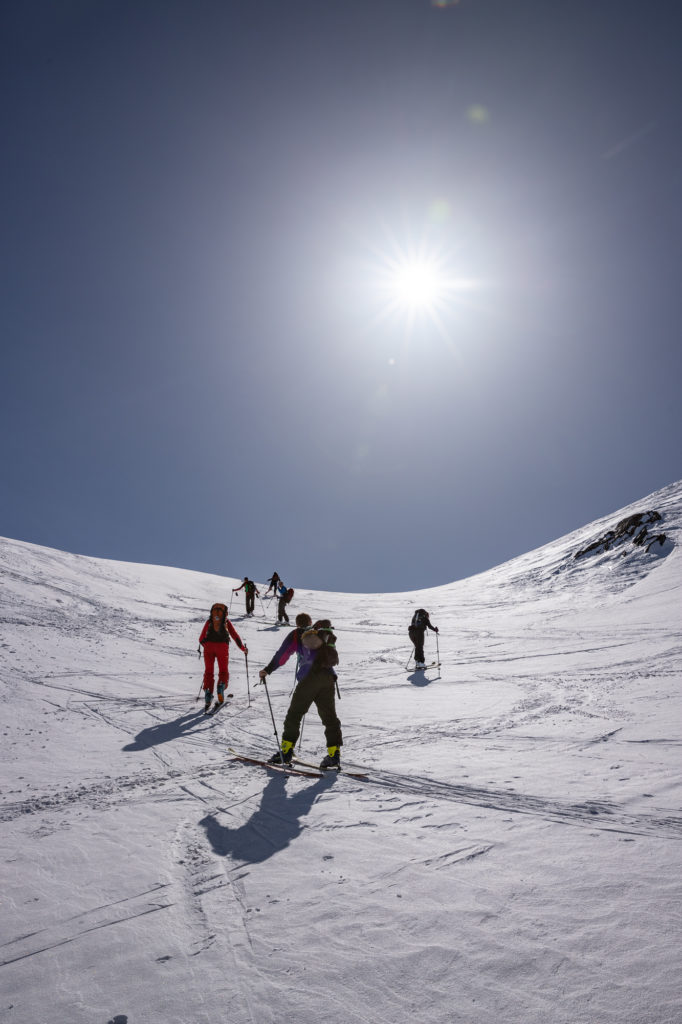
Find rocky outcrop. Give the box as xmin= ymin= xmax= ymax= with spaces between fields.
xmin=574 ymin=511 xmax=666 ymax=560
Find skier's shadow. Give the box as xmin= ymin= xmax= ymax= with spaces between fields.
xmin=200 ymin=771 xmax=336 ymax=865
xmin=408 ymin=670 xmax=439 ymax=687
xmin=122 ymin=710 xmax=209 ymax=752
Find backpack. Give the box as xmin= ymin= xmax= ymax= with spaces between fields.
xmin=410 ymin=609 xmax=428 ymax=630
xmin=285 ymin=587 xmax=294 ymax=604
xmin=301 ymin=622 xmax=339 ymax=670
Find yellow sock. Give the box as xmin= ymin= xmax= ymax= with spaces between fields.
xmin=281 ymin=740 xmax=294 ymax=754
xmin=327 ymin=746 xmax=339 ymax=757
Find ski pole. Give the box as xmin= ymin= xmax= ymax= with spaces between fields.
xmin=244 ymin=651 xmax=251 ymax=707
xmin=436 ymin=631 xmax=440 ymax=665
xmin=294 ymin=639 xmax=304 ymax=749
xmin=195 ymin=646 xmax=204 ymax=701
xmin=405 ymin=647 xmax=415 ymax=670
xmin=261 ymin=677 xmax=283 ymax=755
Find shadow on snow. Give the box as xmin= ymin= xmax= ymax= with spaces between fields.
xmin=408 ymin=671 xmax=432 ymax=687
xmin=408 ymin=669 xmax=441 ymax=686
xmin=122 ymin=710 xmax=209 ymax=751
xmin=199 ymin=771 xmax=336 ymax=865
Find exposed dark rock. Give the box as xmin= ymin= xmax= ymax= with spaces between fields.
xmin=575 ymin=510 xmax=666 ymax=560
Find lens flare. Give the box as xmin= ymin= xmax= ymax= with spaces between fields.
xmin=467 ymin=104 xmax=490 ymax=124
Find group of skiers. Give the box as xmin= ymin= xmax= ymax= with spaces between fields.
xmin=198 ymin=577 xmax=439 ymax=771
xmin=232 ymin=572 xmax=294 ymax=624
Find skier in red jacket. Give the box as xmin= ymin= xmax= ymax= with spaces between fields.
xmin=199 ymin=603 xmax=247 ymax=713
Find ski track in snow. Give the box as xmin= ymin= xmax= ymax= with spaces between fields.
xmin=0 ymin=884 xmax=174 ymax=969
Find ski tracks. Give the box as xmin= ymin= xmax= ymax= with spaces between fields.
xmin=0 ymin=884 xmax=173 ymax=969
xmin=3 ymin=723 xmax=677 ymax=843
xmin=193 ymin=717 xmax=682 ymax=841
xmin=171 ymin=816 xmax=278 ymax=1024
xmin=357 ymin=766 xmax=682 ymax=840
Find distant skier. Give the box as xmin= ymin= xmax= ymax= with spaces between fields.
xmin=265 ymin=571 xmax=281 ymax=597
xmin=199 ymin=603 xmax=248 ymax=712
xmin=259 ymin=614 xmax=343 ymax=770
xmin=276 ymin=581 xmax=293 ymax=624
xmin=233 ymin=577 xmax=260 ymax=616
xmin=408 ymin=608 xmax=439 ymax=669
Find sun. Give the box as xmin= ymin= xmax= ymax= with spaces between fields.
xmin=372 ymin=247 xmax=466 ymax=329
xmin=386 ymin=259 xmax=449 ymax=309
xmin=357 ymin=220 xmax=485 ymax=345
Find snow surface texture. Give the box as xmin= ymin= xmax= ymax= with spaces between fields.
xmin=1 ymin=481 xmax=681 ymax=1024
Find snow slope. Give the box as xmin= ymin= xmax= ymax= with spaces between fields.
xmin=1 ymin=481 xmax=681 ymax=1024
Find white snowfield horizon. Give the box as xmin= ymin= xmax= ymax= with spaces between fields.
xmin=1 ymin=480 xmax=681 ymax=1024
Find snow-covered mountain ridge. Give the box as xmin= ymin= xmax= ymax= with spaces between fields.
xmin=1 ymin=481 xmax=681 ymax=1024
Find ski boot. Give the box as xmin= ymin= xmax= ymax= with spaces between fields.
xmin=267 ymin=748 xmax=293 ymax=765
xmin=319 ymin=747 xmax=341 ymax=771
xmin=268 ymin=741 xmax=293 ymax=765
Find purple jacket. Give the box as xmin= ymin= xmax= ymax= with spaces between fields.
xmin=265 ymin=628 xmax=330 ymax=682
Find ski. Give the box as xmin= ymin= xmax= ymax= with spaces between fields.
xmin=292 ymin=756 xmax=368 ymax=779
xmin=228 ymin=748 xmax=324 ymax=778
xmin=205 ymin=694 xmax=233 ymax=715
xmin=410 ymin=662 xmax=441 ymax=671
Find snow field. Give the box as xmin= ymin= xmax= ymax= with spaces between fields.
xmin=1 ymin=480 xmax=681 ymax=1023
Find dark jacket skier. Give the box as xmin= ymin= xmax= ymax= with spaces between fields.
xmin=408 ymin=608 xmax=438 ymax=669
xmin=259 ymin=613 xmax=342 ymax=770
xmin=233 ymin=577 xmax=260 ymax=616
xmin=265 ymin=571 xmax=281 ymax=596
xmin=276 ymin=581 xmax=292 ymax=624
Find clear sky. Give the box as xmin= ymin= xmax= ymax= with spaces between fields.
xmin=2 ymin=0 xmax=681 ymax=593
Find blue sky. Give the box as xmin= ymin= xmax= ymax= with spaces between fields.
xmin=2 ymin=0 xmax=681 ymax=593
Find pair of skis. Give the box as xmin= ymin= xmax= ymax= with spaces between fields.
xmin=228 ymin=748 xmax=367 ymax=779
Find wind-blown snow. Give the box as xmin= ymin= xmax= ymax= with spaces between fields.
xmin=1 ymin=482 xmax=681 ymax=1024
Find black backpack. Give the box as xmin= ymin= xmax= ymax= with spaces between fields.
xmin=410 ymin=609 xmax=428 ymax=630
